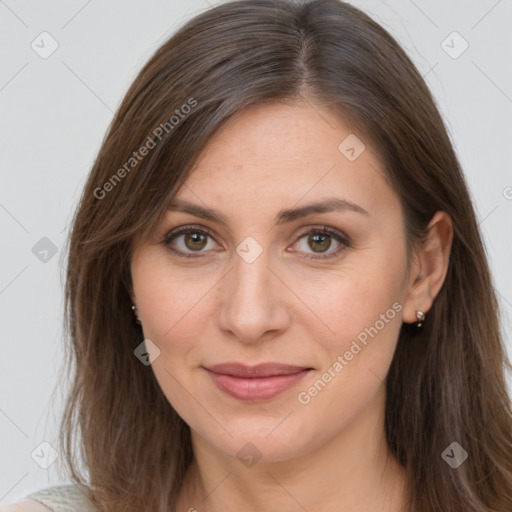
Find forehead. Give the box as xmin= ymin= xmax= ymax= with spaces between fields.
xmin=174 ymin=102 xmax=399 ymax=223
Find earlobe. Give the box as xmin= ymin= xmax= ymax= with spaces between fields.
xmin=402 ymin=211 xmax=453 ymax=325
xmin=129 ymin=291 xmax=142 ymax=324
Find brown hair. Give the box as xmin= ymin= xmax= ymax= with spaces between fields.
xmin=58 ymin=1 xmax=512 ymax=510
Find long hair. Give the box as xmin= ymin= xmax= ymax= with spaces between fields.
xmin=58 ymin=1 xmax=512 ymax=510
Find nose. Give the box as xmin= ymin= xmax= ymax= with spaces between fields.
xmin=217 ymin=247 xmax=291 ymax=344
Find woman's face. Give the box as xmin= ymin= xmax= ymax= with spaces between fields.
xmin=130 ymin=101 xmax=415 ymax=463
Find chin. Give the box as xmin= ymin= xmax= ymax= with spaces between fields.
xmin=199 ymin=420 xmax=318 ymax=464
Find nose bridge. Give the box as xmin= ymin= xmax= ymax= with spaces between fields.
xmin=234 ymin=245 xmax=271 ymax=297
xmin=218 ymin=240 xmax=289 ymax=342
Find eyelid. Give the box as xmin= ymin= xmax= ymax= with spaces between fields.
xmin=294 ymin=226 xmax=349 ymax=244
xmin=163 ymin=224 xmax=217 ymax=244
xmin=161 ymin=224 xmax=350 ymax=259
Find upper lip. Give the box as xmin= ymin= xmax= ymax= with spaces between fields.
xmin=204 ymin=362 xmax=312 ymax=378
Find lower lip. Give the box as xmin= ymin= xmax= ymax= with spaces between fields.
xmin=205 ymin=368 xmax=311 ymax=401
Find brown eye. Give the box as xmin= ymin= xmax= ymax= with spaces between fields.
xmin=307 ymin=233 xmax=332 ymax=253
xmin=183 ymin=232 xmax=208 ymax=251
xmin=292 ymin=227 xmax=350 ymax=259
xmin=163 ymin=226 xmax=216 ymax=258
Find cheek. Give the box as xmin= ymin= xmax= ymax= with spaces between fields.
xmin=131 ymin=258 xmax=210 ymax=424
xmin=291 ymin=245 xmax=407 ymax=402
xmin=293 ymin=277 xmax=403 ymax=444
xmin=294 ymin=255 xmax=405 ymax=343
xmin=132 ymin=254 xmax=216 ymax=349
xmin=306 ymin=282 xmax=403 ymax=387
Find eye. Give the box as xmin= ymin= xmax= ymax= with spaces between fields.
xmin=162 ymin=225 xmax=219 ymax=258
xmin=290 ymin=226 xmax=350 ymax=259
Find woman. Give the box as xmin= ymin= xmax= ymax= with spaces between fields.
xmin=6 ymin=0 xmax=512 ymax=511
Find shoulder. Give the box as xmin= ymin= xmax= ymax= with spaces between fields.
xmin=1 ymin=484 xmax=99 ymax=512
xmin=0 ymin=500 xmax=53 ymax=512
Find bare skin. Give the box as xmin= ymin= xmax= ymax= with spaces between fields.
xmin=130 ymin=101 xmax=453 ymax=512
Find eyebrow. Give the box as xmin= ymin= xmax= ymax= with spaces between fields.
xmin=166 ymin=197 xmax=369 ymax=226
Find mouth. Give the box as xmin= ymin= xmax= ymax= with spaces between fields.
xmin=203 ymin=362 xmax=313 ymax=401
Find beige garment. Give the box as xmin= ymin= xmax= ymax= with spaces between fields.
xmin=23 ymin=484 xmax=99 ymax=512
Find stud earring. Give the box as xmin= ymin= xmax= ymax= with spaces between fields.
xmin=131 ymin=304 xmax=142 ymax=325
xmin=415 ymin=310 xmax=425 ymax=328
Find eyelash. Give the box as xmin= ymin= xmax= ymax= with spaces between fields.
xmin=162 ymin=224 xmax=350 ymax=260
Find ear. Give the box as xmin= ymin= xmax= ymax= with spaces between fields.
xmin=402 ymin=211 xmax=453 ymax=324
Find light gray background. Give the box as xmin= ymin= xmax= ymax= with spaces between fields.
xmin=1 ymin=0 xmax=511 ymax=505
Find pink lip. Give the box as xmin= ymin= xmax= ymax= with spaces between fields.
xmin=204 ymin=363 xmax=312 ymax=401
